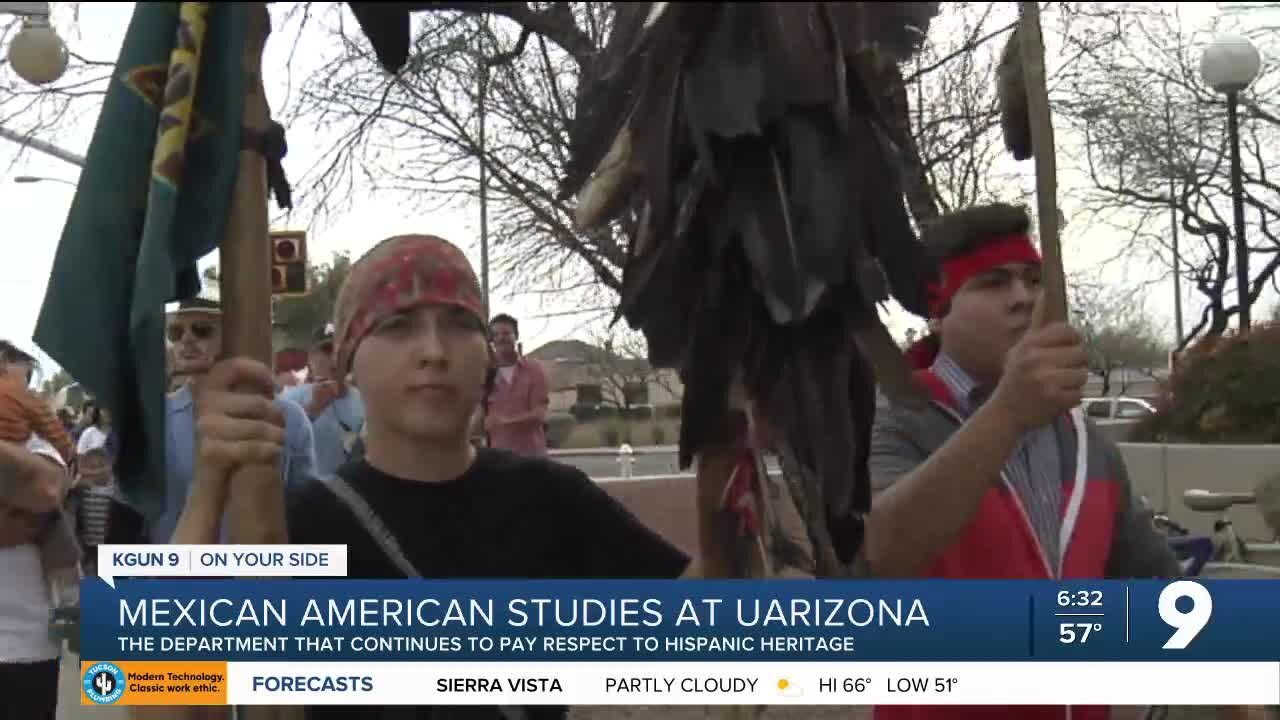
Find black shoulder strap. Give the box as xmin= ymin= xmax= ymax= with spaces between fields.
xmin=317 ymin=475 xmax=421 ymax=578
xmin=315 ymin=477 xmax=532 ymax=720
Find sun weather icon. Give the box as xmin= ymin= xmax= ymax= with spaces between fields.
xmin=777 ymin=678 xmax=803 ymax=698
xmin=83 ymin=662 xmax=126 ymax=705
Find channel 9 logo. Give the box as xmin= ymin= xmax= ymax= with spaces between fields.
xmin=1158 ymin=580 xmax=1213 ymax=650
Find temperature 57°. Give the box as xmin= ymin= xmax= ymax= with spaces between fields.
xmin=1059 ymin=622 xmax=1101 ymax=643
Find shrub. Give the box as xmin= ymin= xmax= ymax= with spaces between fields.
xmin=1130 ymin=322 xmax=1280 ymax=444
xmin=599 ymin=421 xmax=631 ymax=447
xmin=544 ymin=413 xmax=575 ymax=449
xmin=569 ymin=402 xmax=598 ymax=421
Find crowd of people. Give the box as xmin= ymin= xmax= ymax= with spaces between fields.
xmin=0 ymin=234 xmax=574 ymax=718
xmin=2 ymin=215 xmax=1265 ymax=719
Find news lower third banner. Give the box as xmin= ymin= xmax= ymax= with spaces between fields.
xmin=80 ymin=545 xmax=1280 ymax=707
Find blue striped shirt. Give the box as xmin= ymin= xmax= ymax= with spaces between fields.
xmin=147 ymin=383 xmax=318 ymax=544
xmin=931 ymin=353 xmax=1064 ymax=573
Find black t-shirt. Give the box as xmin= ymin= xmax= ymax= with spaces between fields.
xmin=286 ymin=448 xmax=690 ymax=719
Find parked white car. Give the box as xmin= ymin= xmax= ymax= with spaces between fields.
xmin=1081 ymin=396 xmax=1156 ymax=421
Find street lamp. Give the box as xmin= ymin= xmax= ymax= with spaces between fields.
xmin=14 ymin=174 xmax=75 ymax=186
xmin=1200 ymin=33 xmax=1262 ymax=332
xmin=0 ymin=3 xmax=68 ymax=85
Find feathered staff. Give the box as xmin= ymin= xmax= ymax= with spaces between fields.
xmin=998 ymin=2 xmax=1066 ymax=323
xmin=560 ymin=2 xmax=943 ymax=577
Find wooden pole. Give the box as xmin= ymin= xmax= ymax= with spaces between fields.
xmin=130 ymin=4 xmax=286 ymax=719
xmin=1016 ymin=2 xmax=1066 ymax=325
xmin=216 ymin=4 xmax=300 ymax=720
xmin=694 ymin=439 xmax=745 ymax=580
xmin=693 ymin=384 xmax=761 ymax=719
xmin=217 ymin=1 xmax=284 ymax=547
xmin=694 ymin=378 xmax=754 ymax=580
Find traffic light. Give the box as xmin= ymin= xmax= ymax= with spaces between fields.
xmin=270 ymin=230 xmax=308 ymax=296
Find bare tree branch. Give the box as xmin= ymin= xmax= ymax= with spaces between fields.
xmin=0 ymin=2 xmax=1129 ymax=331
xmin=1054 ymin=2 xmax=1280 ymax=349
xmin=1069 ymin=276 xmax=1170 ymax=395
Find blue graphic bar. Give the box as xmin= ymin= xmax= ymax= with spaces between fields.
xmin=79 ymin=578 xmax=1280 ymax=662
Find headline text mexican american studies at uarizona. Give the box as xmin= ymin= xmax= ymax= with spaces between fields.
xmin=118 ymin=596 xmax=932 ymax=629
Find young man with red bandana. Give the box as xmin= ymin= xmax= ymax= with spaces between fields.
xmin=866 ymin=203 xmax=1180 ymax=720
xmin=164 ymin=234 xmax=690 ymax=720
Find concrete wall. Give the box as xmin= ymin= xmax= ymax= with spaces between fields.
xmin=1117 ymin=443 xmax=1280 ymax=542
xmin=598 ymin=444 xmax=1280 ymax=561
xmin=599 ymin=475 xmax=700 ymax=558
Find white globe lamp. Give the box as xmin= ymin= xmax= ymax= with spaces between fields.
xmin=1199 ymin=33 xmax=1262 ymax=332
xmin=8 ymin=16 xmax=68 ymax=85
xmin=1200 ymin=34 xmax=1262 ymax=94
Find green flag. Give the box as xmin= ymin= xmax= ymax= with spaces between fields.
xmin=34 ymin=2 xmax=247 ymax=519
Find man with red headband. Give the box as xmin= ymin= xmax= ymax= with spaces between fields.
xmin=867 ymin=203 xmax=1179 ymax=720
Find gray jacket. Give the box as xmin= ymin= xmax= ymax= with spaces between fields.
xmin=869 ymin=388 xmax=1180 ymax=579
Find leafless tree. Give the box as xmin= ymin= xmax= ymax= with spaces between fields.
xmin=1069 ymin=275 xmax=1170 ymax=396
xmin=0 ymin=4 xmax=111 ymax=171
xmin=898 ymin=1 xmax=1125 ymax=221
xmin=280 ymin=3 xmax=619 ymax=319
xmin=900 ymin=2 xmax=1020 ymax=218
xmin=282 ymin=2 xmax=1054 ymax=308
xmin=581 ymin=326 xmax=680 ymax=411
xmin=1054 ymin=3 xmax=1280 ymax=349
xmin=1 ymin=2 xmax=1122 ymax=319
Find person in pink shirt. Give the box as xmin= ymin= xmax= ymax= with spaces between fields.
xmin=483 ymin=314 xmax=550 ymax=456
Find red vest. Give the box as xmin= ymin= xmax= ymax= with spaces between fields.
xmin=874 ymin=370 xmax=1122 ymax=720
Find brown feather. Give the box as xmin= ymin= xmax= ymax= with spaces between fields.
xmin=561 ymin=2 xmax=659 ymax=199
xmin=997 ymin=25 xmax=1033 ymax=161
xmin=573 ymin=124 xmax=636 ymax=231
xmin=759 ymin=3 xmax=839 ymax=110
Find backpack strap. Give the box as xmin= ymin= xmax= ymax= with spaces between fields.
xmin=317 ymin=475 xmax=421 ymax=579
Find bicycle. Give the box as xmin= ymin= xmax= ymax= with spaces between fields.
xmin=1142 ymin=490 xmax=1280 ymax=720
xmin=1178 ymin=488 xmax=1280 ymax=576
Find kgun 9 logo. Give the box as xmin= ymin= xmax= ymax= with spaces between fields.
xmin=1158 ymin=580 xmax=1213 ymax=650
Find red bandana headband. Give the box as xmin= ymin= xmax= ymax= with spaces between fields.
xmin=925 ymin=233 xmax=1042 ymax=318
xmin=334 ymin=234 xmax=485 ymax=374
xmin=906 ymin=233 xmax=1042 ymax=370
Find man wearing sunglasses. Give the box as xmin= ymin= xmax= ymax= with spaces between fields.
xmin=145 ymin=296 xmax=318 ymax=544
xmin=280 ymin=324 xmax=366 ymax=477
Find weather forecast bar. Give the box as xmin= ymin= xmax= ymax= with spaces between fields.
xmin=82 ymin=661 xmax=1280 ymax=706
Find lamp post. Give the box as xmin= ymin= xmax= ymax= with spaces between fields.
xmin=0 ymin=123 xmax=84 ymax=167
xmin=1162 ymin=80 xmax=1184 ymax=348
xmin=14 ymin=174 xmax=75 ymax=186
xmin=0 ymin=2 xmax=68 ymax=85
xmin=0 ymin=3 xmax=80 ymax=169
xmin=1201 ymin=33 xmax=1262 ymax=333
